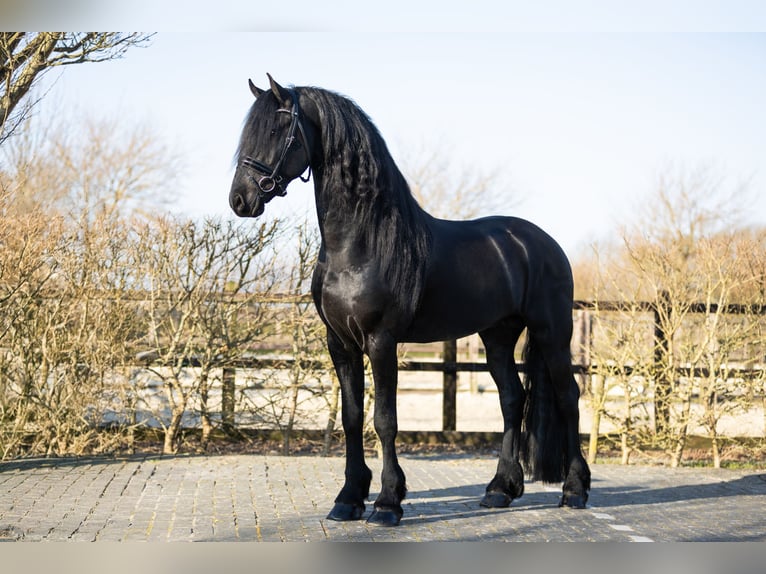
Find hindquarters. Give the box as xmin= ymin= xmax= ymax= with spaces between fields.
xmin=489 ymin=217 xmax=590 ymax=503
xmin=479 ymin=303 xmax=590 ymax=508
xmin=407 ymin=214 xmax=590 ymax=505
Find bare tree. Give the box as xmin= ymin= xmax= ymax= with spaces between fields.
xmin=398 ymin=142 xmax=516 ymax=220
xmin=135 ymin=216 xmax=281 ymax=454
xmin=0 ymin=194 xmax=64 ymax=457
xmin=0 ymin=201 xmax=143 ymax=458
xmin=586 ymin=253 xmax=656 ymax=465
xmin=0 ymin=107 xmax=174 ymax=459
xmin=185 ymin=219 xmax=281 ymax=449
xmin=683 ymin=232 xmax=766 ymax=467
xmin=1 ymin=112 xmax=177 ymax=219
xmin=277 ymin=222 xmax=334 ymax=454
xmin=589 ymin=163 xmax=765 ymax=466
xmin=1 ymin=33 xmax=153 ymax=144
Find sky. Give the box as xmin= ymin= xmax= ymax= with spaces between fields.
xmin=12 ymin=4 xmax=766 ymax=258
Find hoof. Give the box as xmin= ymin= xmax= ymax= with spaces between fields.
xmin=326 ymin=502 xmax=365 ymax=521
xmin=366 ymin=507 xmax=403 ymax=527
xmin=559 ymin=493 xmax=587 ymax=509
xmin=480 ymin=491 xmax=512 ymax=508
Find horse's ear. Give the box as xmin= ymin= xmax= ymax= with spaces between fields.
xmin=267 ymin=73 xmax=292 ymax=106
xmin=248 ymin=79 xmax=264 ymax=98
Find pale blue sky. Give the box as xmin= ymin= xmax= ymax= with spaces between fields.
xmin=29 ymin=24 xmax=766 ymax=257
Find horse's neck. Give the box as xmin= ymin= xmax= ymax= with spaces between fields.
xmin=313 ymin=177 xmax=369 ymax=253
xmin=310 ymin=129 xmax=428 ymax=261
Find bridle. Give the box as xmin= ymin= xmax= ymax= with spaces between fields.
xmin=240 ymin=88 xmax=312 ymax=201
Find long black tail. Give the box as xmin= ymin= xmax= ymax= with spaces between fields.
xmin=521 ymin=335 xmax=568 ymax=483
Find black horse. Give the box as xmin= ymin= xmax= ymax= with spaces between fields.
xmin=229 ymin=75 xmax=591 ymax=526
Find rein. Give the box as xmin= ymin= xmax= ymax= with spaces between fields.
xmin=240 ymin=88 xmax=311 ymax=200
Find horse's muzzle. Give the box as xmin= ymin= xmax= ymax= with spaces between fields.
xmin=229 ymin=191 xmax=264 ymax=218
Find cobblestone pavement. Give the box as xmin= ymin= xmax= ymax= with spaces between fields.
xmin=0 ymin=453 xmax=764 ymax=542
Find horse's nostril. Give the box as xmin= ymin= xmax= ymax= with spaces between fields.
xmin=231 ymin=193 xmax=246 ymax=214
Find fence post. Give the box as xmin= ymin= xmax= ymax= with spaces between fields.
xmin=221 ymin=366 xmax=236 ymax=435
xmin=442 ymin=339 xmax=458 ymax=431
xmin=653 ymin=291 xmax=672 ymax=437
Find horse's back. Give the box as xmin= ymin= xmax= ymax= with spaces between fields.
xmin=402 ymin=215 xmax=573 ymax=343
xmin=428 ymin=214 xmax=573 ymax=293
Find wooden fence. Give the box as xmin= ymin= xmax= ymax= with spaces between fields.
xmin=197 ymin=297 xmax=765 ymax=434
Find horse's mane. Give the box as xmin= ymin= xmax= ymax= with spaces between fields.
xmin=299 ymin=86 xmax=432 ymax=317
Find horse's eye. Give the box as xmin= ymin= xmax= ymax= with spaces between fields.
xmin=270 ymin=128 xmax=277 ymax=136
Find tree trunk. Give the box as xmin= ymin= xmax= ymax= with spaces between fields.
xmin=221 ymin=367 xmax=236 ymax=436
xmin=199 ymin=371 xmax=212 ymax=450
xmin=705 ymin=385 xmax=721 ymax=468
xmin=323 ymin=374 xmax=340 ymax=456
xmin=711 ymin=431 xmax=721 ymax=469
xmin=621 ymin=383 xmax=632 ymax=465
xmin=200 ymin=399 xmax=212 ymax=449
xmin=620 ymin=430 xmax=631 ymax=465
xmin=164 ymin=411 xmax=183 ymax=455
xmin=587 ymin=373 xmax=604 ymax=464
xmin=653 ymin=292 xmax=673 ymax=437
xmin=163 ymin=381 xmax=185 ymax=455
xmin=670 ymin=394 xmax=692 ymax=467
xmin=283 ymin=379 xmax=300 ymax=456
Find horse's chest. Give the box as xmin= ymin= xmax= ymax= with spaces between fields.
xmin=315 ymin=265 xmax=393 ymax=346
xmin=318 ymin=265 xmax=387 ymax=316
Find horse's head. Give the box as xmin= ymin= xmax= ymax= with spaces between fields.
xmin=229 ymin=74 xmax=313 ymax=218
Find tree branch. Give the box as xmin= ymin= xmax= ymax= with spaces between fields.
xmin=1 ymin=33 xmax=153 ymax=144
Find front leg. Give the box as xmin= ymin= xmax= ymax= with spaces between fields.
xmin=366 ymin=331 xmax=406 ymax=526
xmin=325 ymin=329 xmax=372 ymax=521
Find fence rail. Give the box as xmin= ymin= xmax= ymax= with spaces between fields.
xmin=136 ymin=297 xmax=766 ymax=434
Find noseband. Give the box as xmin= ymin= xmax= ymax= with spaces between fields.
xmin=240 ymin=88 xmax=312 ymax=200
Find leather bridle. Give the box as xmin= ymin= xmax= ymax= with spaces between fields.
xmin=240 ymin=88 xmax=312 ymax=200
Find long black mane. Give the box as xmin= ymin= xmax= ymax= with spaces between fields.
xmin=299 ymin=86 xmax=433 ymax=317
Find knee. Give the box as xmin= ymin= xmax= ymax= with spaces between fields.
xmin=500 ymin=392 xmax=525 ymax=417
xmin=341 ymin=405 xmax=365 ymax=434
xmin=553 ymin=379 xmax=580 ymax=409
xmin=374 ymin=412 xmax=398 ymax=442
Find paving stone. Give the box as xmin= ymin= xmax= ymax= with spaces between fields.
xmin=1 ymin=453 xmax=764 ymax=541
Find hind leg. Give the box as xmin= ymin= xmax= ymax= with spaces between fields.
xmin=534 ymin=329 xmax=591 ymax=508
xmin=479 ymin=321 xmax=526 ymax=508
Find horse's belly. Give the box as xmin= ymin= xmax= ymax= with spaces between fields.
xmin=402 ymin=244 xmax=525 ymax=343
xmin=403 ymin=287 xmax=517 ymax=343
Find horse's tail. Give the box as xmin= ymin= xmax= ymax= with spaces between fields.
xmin=521 ymin=335 xmax=568 ymax=483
